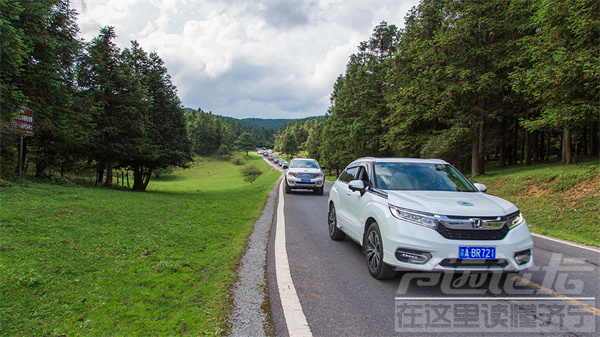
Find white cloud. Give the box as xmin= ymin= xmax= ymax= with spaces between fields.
xmin=73 ymin=0 xmax=420 ymax=119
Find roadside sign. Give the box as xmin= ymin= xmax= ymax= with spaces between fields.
xmin=12 ymin=107 xmax=33 ymax=136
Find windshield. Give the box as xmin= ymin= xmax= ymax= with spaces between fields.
xmin=290 ymin=159 xmax=319 ymax=169
xmin=373 ymin=163 xmax=477 ymax=192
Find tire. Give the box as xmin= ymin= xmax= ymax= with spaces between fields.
xmin=328 ymin=203 xmax=346 ymax=240
xmin=365 ymin=222 xmax=396 ymax=280
xmin=285 ymin=181 xmax=291 ymax=194
xmin=316 ymin=186 xmax=324 ymax=195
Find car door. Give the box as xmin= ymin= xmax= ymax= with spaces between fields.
xmin=334 ymin=166 xmax=360 ymax=239
xmin=342 ymin=165 xmax=371 ymax=239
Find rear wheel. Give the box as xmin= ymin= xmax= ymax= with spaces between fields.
xmin=365 ymin=222 xmax=396 ymax=280
xmin=328 ymin=204 xmax=346 ymax=240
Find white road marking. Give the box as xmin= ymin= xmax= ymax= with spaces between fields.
xmin=531 ymin=232 xmax=600 ymax=253
xmin=275 ymin=177 xmax=312 ymax=337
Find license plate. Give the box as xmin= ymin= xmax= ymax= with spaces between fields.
xmin=459 ymin=246 xmax=496 ymax=259
xmin=301 ymin=179 xmax=311 ymax=183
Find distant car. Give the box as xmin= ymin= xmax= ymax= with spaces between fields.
xmin=268 ymin=154 xmax=274 ymax=161
xmin=285 ymin=158 xmax=325 ymax=194
xmin=281 ymin=162 xmax=289 ymax=169
xmin=327 ymin=157 xmax=533 ymax=279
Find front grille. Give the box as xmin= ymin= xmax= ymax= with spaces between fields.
xmin=436 ymin=224 xmax=509 ymax=240
xmin=295 ymin=173 xmax=318 ymax=179
xmin=439 ymin=258 xmax=509 ymax=269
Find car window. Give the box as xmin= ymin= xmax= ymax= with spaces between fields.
xmin=357 ymin=166 xmax=371 ymax=186
xmin=373 ymin=163 xmax=477 ymax=191
xmin=290 ymin=159 xmax=319 ymax=169
xmin=339 ymin=166 xmax=358 ymax=183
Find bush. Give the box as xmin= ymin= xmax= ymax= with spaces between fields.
xmin=231 ymin=156 xmax=244 ymax=165
xmin=240 ymin=163 xmax=262 ymax=183
xmin=216 ymin=144 xmax=230 ymax=156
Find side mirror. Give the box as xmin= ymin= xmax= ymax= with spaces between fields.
xmin=473 ymin=183 xmax=487 ymax=193
xmin=349 ymin=180 xmax=366 ymax=196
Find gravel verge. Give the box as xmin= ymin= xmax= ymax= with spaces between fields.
xmin=228 ymin=172 xmax=282 ymax=336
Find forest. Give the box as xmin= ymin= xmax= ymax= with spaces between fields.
xmin=275 ymin=0 xmax=599 ymax=176
xmin=0 ymin=0 xmax=274 ymax=190
xmin=1 ymin=0 xmax=598 ymax=189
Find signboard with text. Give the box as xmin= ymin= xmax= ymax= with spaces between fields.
xmin=12 ymin=107 xmax=34 ymax=136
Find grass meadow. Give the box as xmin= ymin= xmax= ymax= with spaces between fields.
xmin=1 ymin=154 xmax=280 ymax=336
xmin=472 ymin=160 xmax=599 ymax=246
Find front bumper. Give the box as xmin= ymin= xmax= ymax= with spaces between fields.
xmin=286 ymin=176 xmax=324 ymax=190
xmin=381 ymin=219 xmax=534 ymax=272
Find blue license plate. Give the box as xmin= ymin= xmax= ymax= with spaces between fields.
xmin=459 ymin=246 xmax=496 ymax=259
xmin=301 ymin=179 xmax=311 ymax=183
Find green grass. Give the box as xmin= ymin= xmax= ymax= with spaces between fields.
xmin=471 ymin=160 xmax=599 ymax=247
xmin=0 ymin=153 xmax=281 ymax=336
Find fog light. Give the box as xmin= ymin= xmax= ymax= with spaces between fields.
xmin=514 ymin=249 xmax=531 ymax=265
xmin=395 ymin=248 xmax=432 ymax=264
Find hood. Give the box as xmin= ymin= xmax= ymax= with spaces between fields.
xmin=386 ymin=190 xmax=518 ymax=217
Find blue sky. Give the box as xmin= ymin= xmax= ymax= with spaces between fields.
xmin=73 ymin=0 xmax=419 ymax=119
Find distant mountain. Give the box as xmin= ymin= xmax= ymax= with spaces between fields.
xmin=239 ymin=117 xmax=317 ymax=130
xmin=183 ymin=108 xmax=322 ymax=130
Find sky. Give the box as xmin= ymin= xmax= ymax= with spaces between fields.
xmin=72 ymin=0 xmax=420 ymax=120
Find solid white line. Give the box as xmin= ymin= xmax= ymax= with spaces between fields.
xmin=275 ymin=177 xmax=312 ymax=337
xmin=531 ymin=232 xmax=600 ymax=253
xmin=394 ymin=297 xmax=596 ymax=300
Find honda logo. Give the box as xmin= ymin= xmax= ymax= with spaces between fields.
xmin=471 ymin=218 xmax=482 ymax=229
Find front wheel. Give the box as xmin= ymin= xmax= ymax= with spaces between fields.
xmin=328 ymin=204 xmax=346 ymax=240
xmin=315 ymin=186 xmax=324 ymax=195
xmin=285 ymin=181 xmax=291 ymax=194
xmin=365 ymin=222 xmax=396 ymax=280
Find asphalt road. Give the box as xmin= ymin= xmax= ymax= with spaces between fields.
xmin=267 ymin=179 xmax=599 ymax=336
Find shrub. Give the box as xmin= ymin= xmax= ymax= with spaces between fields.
xmin=240 ymin=163 xmax=262 ymax=183
xmin=231 ymin=156 xmax=244 ymax=165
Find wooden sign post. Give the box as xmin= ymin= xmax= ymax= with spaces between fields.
xmin=12 ymin=107 xmax=34 ymax=179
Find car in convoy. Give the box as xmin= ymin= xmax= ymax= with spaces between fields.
xmin=285 ymin=158 xmax=325 ymax=194
xmin=327 ymin=157 xmax=533 ymax=279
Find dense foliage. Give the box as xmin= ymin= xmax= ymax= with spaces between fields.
xmin=0 ymin=0 xmax=194 ymax=191
xmin=2 ymin=0 xmax=598 ymax=186
xmin=277 ymin=1 xmax=598 ymax=176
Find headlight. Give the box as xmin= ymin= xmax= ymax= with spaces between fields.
xmin=507 ymin=212 xmax=525 ymax=229
xmin=389 ymin=205 xmax=438 ymax=229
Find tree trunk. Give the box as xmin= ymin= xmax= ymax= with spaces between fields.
xmin=471 ymin=124 xmax=482 ymax=177
xmin=132 ymin=165 xmax=144 ymax=191
xmin=104 ymin=159 xmax=113 ymax=187
xmin=591 ymin=120 xmax=599 ymax=156
xmin=132 ymin=165 xmax=152 ymax=191
xmin=562 ymin=127 xmax=573 ymax=164
xmin=524 ymin=130 xmax=531 ymax=165
xmin=478 ymin=120 xmax=485 ymax=174
xmin=532 ymin=131 xmax=539 ymax=164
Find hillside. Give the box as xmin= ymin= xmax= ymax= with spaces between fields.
xmin=239 ymin=117 xmax=321 ymax=130
xmin=471 ymin=160 xmax=599 ymax=247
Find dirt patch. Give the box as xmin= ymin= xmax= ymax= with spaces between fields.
xmin=561 ymin=173 xmax=600 ymax=209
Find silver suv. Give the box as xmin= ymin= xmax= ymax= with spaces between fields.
xmin=285 ymin=158 xmax=325 ymax=195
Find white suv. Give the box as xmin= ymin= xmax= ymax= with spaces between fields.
xmin=285 ymin=158 xmax=325 ymax=195
xmin=327 ymin=157 xmax=533 ymax=279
